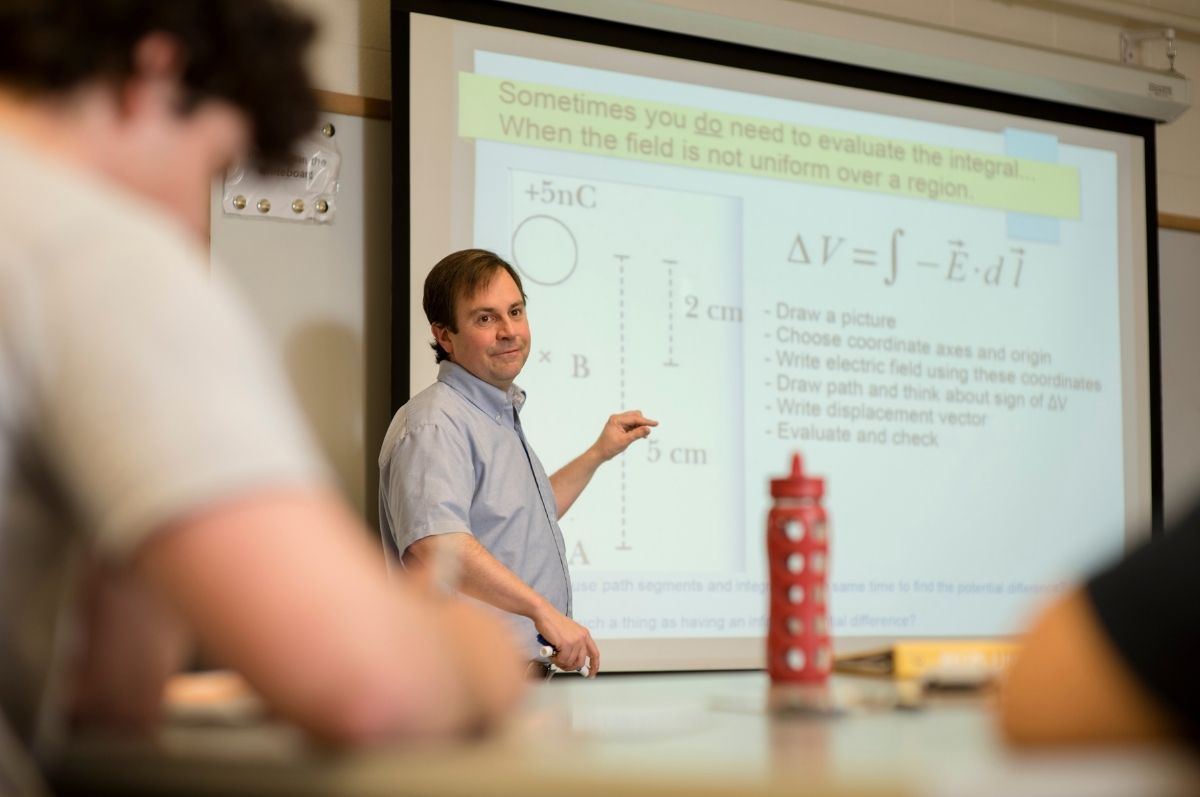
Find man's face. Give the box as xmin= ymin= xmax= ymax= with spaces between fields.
xmin=435 ymin=269 xmax=530 ymax=392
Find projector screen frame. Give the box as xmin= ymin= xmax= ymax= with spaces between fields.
xmin=389 ymin=0 xmax=1165 ymax=669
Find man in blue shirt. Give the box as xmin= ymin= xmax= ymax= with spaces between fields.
xmin=380 ymin=249 xmax=657 ymax=677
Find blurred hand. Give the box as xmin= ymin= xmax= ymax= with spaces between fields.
xmin=433 ymin=596 xmax=529 ymax=727
xmin=71 ymin=560 xmax=192 ymax=730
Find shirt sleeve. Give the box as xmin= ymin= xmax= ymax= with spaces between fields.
xmin=27 ymin=228 xmax=328 ymax=560
xmin=381 ymin=419 xmax=477 ymax=554
xmin=1085 ymin=504 xmax=1200 ymax=741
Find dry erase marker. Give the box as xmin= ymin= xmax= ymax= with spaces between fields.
xmin=537 ymin=634 xmax=590 ymax=677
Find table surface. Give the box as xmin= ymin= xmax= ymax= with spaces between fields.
xmin=52 ymin=672 xmax=1200 ymax=797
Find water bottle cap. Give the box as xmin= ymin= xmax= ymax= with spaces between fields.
xmin=770 ymin=453 xmax=824 ymax=498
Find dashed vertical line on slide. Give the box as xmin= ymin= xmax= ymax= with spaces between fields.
xmin=615 ymin=253 xmax=631 ymax=551
xmin=663 ymin=259 xmax=678 ymax=367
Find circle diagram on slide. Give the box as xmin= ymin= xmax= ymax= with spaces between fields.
xmin=512 ymin=214 xmax=578 ymax=286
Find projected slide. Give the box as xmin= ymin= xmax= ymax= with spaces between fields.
xmin=406 ymin=11 xmax=1151 ymax=663
xmin=506 ymin=169 xmax=744 ymax=575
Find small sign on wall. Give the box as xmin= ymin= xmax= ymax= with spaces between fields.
xmin=222 ymin=122 xmax=341 ymax=223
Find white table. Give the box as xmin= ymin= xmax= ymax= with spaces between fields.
xmin=51 ymin=672 xmax=1200 ymax=797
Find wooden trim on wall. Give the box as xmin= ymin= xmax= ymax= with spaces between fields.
xmin=1160 ymin=213 xmax=1200 ymax=234
xmin=315 ymin=90 xmax=392 ymax=120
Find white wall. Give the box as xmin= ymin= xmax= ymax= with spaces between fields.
xmin=1159 ymin=227 xmax=1200 ymax=524
xmin=210 ymin=113 xmax=392 ymax=523
xmin=214 ymin=0 xmax=1200 ymax=524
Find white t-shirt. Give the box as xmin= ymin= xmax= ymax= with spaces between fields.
xmin=0 ymin=132 xmax=327 ymax=760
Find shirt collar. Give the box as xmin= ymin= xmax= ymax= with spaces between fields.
xmin=437 ymin=361 xmax=526 ymax=425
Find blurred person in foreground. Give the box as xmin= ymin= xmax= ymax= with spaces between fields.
xmin=1000 ymin=510 xmax=1200 ymax=748
xmin=0 ymin=0 xmax=525 ymax=775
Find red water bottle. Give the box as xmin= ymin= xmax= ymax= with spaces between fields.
xmin=767 ymin=453 xmax=830 ymax=683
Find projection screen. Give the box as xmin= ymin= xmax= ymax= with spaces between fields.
xmin=392 ymin=0 xmax=1161 ymax=670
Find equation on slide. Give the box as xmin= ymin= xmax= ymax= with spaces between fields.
xmin=788 ymin=228 xmax=1029 ymax=288
xmin=507 ymin=170 xmax=746 ymax=573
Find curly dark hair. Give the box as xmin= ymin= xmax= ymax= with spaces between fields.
xmin=424 ymin=250 xmax=527 ymax=364
xmin=0 ymin=0 xmax=317 ymax=163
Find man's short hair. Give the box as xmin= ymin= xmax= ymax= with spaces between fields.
xmin=0 ymin=0 xmax=316 ymax=163
xmin=423 ymin=249 xmax=526 ymax=364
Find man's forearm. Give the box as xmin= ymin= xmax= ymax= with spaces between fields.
xmin=408 ymin=534 xmax=601 ymax=675
xmin=549 ymin=411 xmax=658 ymax=518
xmin=408 ymin=532 xmax=554 ymax=623
xmin=549 ymin=447 xmax=604 ymax=519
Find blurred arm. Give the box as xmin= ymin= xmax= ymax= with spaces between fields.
xmin=998 ymin=589 xmax=1175 ymax=746
xmin=95 ymin=487 xmax=524 ymax=744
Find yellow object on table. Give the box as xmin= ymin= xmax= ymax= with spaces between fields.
xmin=836 ymin=640 xmax=1020 ymax=684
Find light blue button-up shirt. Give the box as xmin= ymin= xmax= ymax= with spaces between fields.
xmin=378 ymin=361 xmax=572 ymax=651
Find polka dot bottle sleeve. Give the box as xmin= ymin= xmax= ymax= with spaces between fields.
xmin=767 ymin=454 xmax=831 ymax=684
